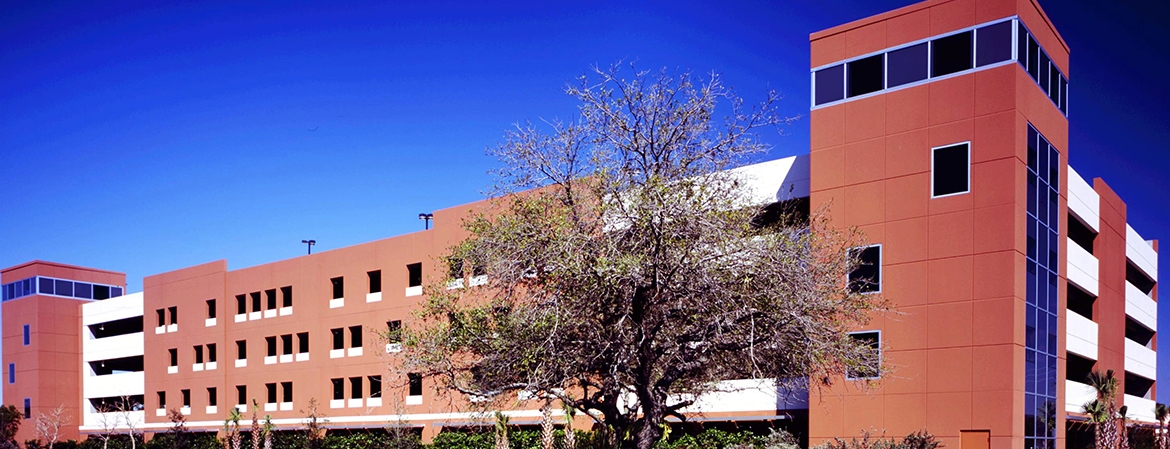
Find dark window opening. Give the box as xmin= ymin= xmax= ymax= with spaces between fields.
xmin=848 ymin=245 xmax=882 ymax=294
xmin=266 ymin=383 xmax=277 ymax=404
xmin=1027 ymin=36 xmax=1040 ymax=81
xmin=1125 ymin=318 xmax=1155 ymax=347
xmin=1048 ymin=63 xmax=1061 ymax=104
xmin=281 ymin=334 xmax=293 ymax=355
xmin=281 ymin=286 xmax=292 ymax=308
xmin=156 ymin=309 xmax=166 ymax=327
xmin=93 ymin=285 xmax=111 ymax=300
xmin=89 ymin=395 xmax=144 ymax=413
xmin=332 ymin=328 xmax=344 ymax=350
xmin=206 ymin=299 xmax=216 ymax=319
xmin=181 ymin=389 xmax=191 ymax=407
xmin=194 ymin=345 xmax=204 ymax=364
xmin=846 ymin=54 xmax=884 ymax=97
xmin=332 ymin=379 xmax=345 ymax=400
xmin=886 ymin=43 xmax=928 ymax=88
xmin=168 ymin=348 xmax=177 ymax=367
xmin=933 ymin=143 xmax=970 ymax=197
xmin=368 ymin=270 xmax=382 ymax=294
xmin=208 ymin=387 xmax=217 ymax=407
xmin=350 ymin=325 xmax=363 ymax=348
xmin=88 ymin=355 xmax=144 ymax=376
xmin=369 ymin=376 xmax=382 ymax=398
xmin=1068 ymin=216 xmax=1096 ymax=255
xmin=847 ymin=331 xmax=881 ymax=379
xmin=1125 ymin=372 xmax=1155 ymax=398
xmin=1067 ymin=285 xmax=1095 ymax=320
xmin=168 ymin=306 xmax=177 ymax=325
xmin=408 ymin=263 xmax=423 ymax=288
xmin=1037 ymin=51 xmax=1050 ymax=94
xmin=207 ymin=343 xmax=217 ymax=363
xmin=1066 ymin=353 xmax=1094 ymax=384
xmin=387 ymin=320 xmax=402 ymax=343
xmin=350 ymin=377 xmax=363 ymax=399
xmin=331 ymin=277 xmax=344 ymax=299
xmin=236 ymin=340 xmax=247 ymax=360
xmin=236 ymin=295 xmax=247 ymax=315
xmin=976 ymin=21 xmax=1013 ymax=67
xmin=751 ymin=197 xmax=811 ymax=229
xmin=22 ymin=325 xmax=29 ymax=346
xmin=297 ymin=332 xmax=309 ymax=353
xmin=408 ymin=373 xmax=423 ymax=396
xmin=930 ymin=31 xmax=973 ymax=77
xmin=266 ymin=289 xmax=277 ymax=310
xmin=24 ymin=399 xmax=30 ymax=419
xmin=236 ymin=386 xmax=247 ymax=405
xmin=281 ymin=382 xmax=293 ymax=403
xmin=88 ymin=316 xmax=143 ymax=339
xmin=448 ymin=259 xmax=464 ymax=281
xmin=1126 ymin=262 xmax=1156 ymax=294
xmin=1016 ymin=22 xmax=1028 ymax=66
xmin=251 ymin=292 xmax=262 ymax=313
xmin=266 ymin=336 xmax=277 ymax=357
xmin=814 ymin=64 xmax=845 ymax=105
xmin=158 ymin=392 xmax=166 ymax=409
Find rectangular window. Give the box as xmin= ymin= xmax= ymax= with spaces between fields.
xmin=55 ymin=279 xmax=73 ymax=298
xmin=281 ymin=335 xmax=293 ymax=355
xmin=39 ymin=277 xmax=53 ymax=295
xmin=266 ymin=289 xmax=277 ymax=310
xmin=22 ymin=325 xmax=29 ymax=346
xmin=368 ymin=270 xmax=382 ymax=294
xmin=251 ymin=292 xmax=261 ymax=313
xmin=975 ymin=20 xmax=1012 ymax=67
xmin=236 ymin=295 xmax=247 ymax=315
xmin=332 ymin=379 xmax=344 ymax=400
xmin=813 ymin=64 xmax=845 ymax=105
xmin=169 ymin=348 xmax=178 ymax=367
xmin=407 ymin=263 xmax=423 ymax=287
xmin=387 ymin=320 xmax=402 ymax=343
xmin=181 ymin=389 xmax=191 ymax=407
xmin=886 ymin=43 xmax=928 ymax=88
xmin=332 ymin=328 xmax=344 ymax=350
xmin=846 ymin=54 xmax=884 ymax=97
xmin=846 ymin=331 xmax=881 ymax=380
xmin=208 ymin=387 xmax=217 ymax=407
xmin=408 ymin=373 xmax=423 ymax=396
xmin=932 ymin=142 xmax=971 ymax=197
xmin=931 ymin=31 xmax=973 ymax=77
xmin=331 ymin=277 xmax=344 ymax=299
xmin=349 ymin=325 xmax=363 ymax=348
xmin=8 ymin=363 xmax=14 ymax=384
xmin=158 ymin=391 xmax=167 ymax=409
xmin=207 ymin=343 xmax=217 ymax=363
xmin=206 ymin=299 xmax=216 ymax=319
xmin=23 ymin=399 xmax=30 ymax=419
xmin=75 ymin=282 xmax=92 ymax=299
xmin=1017 ymin=21 xmax=1028 ymax=67
xmin=194 ymin=345 xmax=204 ymax=364
xmin=168 ymin=306 xmax=177 ymax=325
xmin=236 ymin=386 xmax=246 ymax=405
xmin=281 ymin=382 xmax=293 ymax=403
xmin=236 ymin=340 xmax=247 ymax=360
xmin=1027 ymin=36 xmax=1040 ymax=81
xmin=369 ymin=375 xmax=382 ymax=398
xmin=93 ymin=285 xmax=111 ymax=300
xmin=281 ymin=286 xmax=292 ymax=308
xmin=848 ymin=245 xmax=882 ymax=294
xmin=350 ymin=377 xmax=363 ymax=399
xmin=156 ymin=309 xmax=166 ymax=327
xmin=1048 ymin=63 xmax=1061 ymax=104
xmin=266 ymin=383 xmax=277 ymax=404
xmin=297 ymin=332 xmax=309 ymax=353
xmin=266 ymin=336 xmax=277 ymax=357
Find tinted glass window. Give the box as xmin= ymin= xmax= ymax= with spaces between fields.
xmin=94 ymin=285 xmax=110 ymax=300
xmin=847 ymin=331 xmax=881 ymax=379
xmin=931 ymin=31 xmax=973 ymax=77
xmin=111 ymin=287 xmax=123 ymax=297
xmin=848 ymin=246 xmax=881 ymax=294
xmin=933 ymin=143 xmax=970 ymax=197
xmin=1048 ymin=64 xmax=1060 ymax=104
xmin=75 ymin=282 xmax=92 ymax=299
xmin=847 ymin=54 xmax=884 ymax=97
xmin=1037 ymin=51 xmax=1050 ymax=94
xmin=886 ymin=43 xmax=928 ymax=88
xmin=1059 ymin=77 xmax=1069 ymax=114
xmin=1017 ymin=22 xmax=1028 ymax=66
xmin=814 ymin=64 xmax=845 ymax=105
xmin=39 ymin=278 xmax=53 ymax=295
xmin=1027 ymin=36 xmax=1040 ymax=80
xmin=976 ymin=21 xmax=1013 ymax=66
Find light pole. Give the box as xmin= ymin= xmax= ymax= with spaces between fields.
xmin=301 ymin=239 xmax=316 ymax=255
xmin=419 ymin=213 xmax=433 ymax=230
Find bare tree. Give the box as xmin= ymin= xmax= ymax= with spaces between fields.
xmin=117 ymin=395 xmax=141 ymax=449
xmin=33 ymin=405 xmax=69 ymax=449
xmin=401 ymin=63 xmax=884 ymax=449
xmin=93 ymin=403 xmax=122 ymax=449
xmin=300 ymin=398 xmax=326 ymax=449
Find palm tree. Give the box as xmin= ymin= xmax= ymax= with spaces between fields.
xmin=494 ymin=411 xmax=511 ymax=449
xmin=562 ymin=403 xmax=577 ymax=449
xmin=1119 ymin=406 xmax=1130 ymax=449
xmin=1085 ymin=370 xmax=1121 ymax=449
xmin=1155 ymin=403 xmax=1168 ymax=449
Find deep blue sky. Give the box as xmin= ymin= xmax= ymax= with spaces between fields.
xmin=2 ymin=1 xmax=1168 ymax=396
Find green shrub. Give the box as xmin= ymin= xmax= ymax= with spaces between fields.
xmin=814 ymin=430 xmax=942 ymax=449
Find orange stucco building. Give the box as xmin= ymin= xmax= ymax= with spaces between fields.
xmin=0 ymin=1 xmax=1160 ymax=448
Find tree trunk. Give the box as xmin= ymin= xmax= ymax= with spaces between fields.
xmin=540 ymin=402 xmax=555 ymax=449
